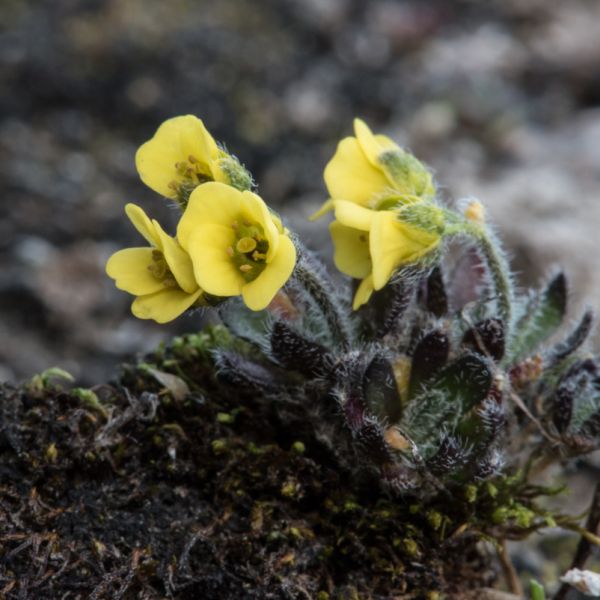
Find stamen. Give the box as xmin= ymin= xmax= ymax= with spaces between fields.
xmin=231 ymin=221 xmax=239 ymax=230
xmin=188 ymin=154 xmax=198 ymax=164
xmin=226 ymin=246 xmax=234 ymax=257
xmin=236 ymin=237 xmax=257 ymax=253
xmin=252 ymin=251 xmax=266 ymax=261
xmin=162 ymin=276 xmax=178 ymax=288
xmin=168 ymin=181 xmax=179 ymax=191
xmin=239 ymin=264 xmax=253 ymax=273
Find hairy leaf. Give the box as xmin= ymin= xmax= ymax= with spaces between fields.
xmin=409 ymin=330 xmax=450 ymax=398
xmin=509 ymin=273 xmax=567 ymax=361
xmin=462 ymin=318 xmax=505 ymax=362
xmin=270 ymin=321 xmax=333 ymax=377
xmin=363 ymin=354 xmax=402 ymax=423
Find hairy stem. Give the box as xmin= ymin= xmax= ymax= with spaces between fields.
xmin=293 ymin=246 xmax=351 ymax=350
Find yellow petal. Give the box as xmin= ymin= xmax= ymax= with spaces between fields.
xmin=242 ymin=235 xmax=297 ymax=311
xmin=125 ymin=204 xmax=160 ymax=246
xmin=329 ymin=221 xmax=371 ymax=279
xmin=239 ymin=190 xmax=280 ymax=260
xmin=178 ymin=182 xmax=242 ymax=249
xmin=334 ymin=200 xmax=375 ymax=231
xmin=324 ymin=137 xmax=391 ymax=206
xmin=309 ymin=198 xmax=334 ymax=221
xmin=353 ymin=274 xmax=375 ymax=310
xmin=132 ymin=288 xmax=203 ymax=323
xmin=152 ymin=220 xmax=198 ymax=294
xmin=135 ymin=115 xmax=220 ymax=197
xmin=353 ymin=118 xmax=399 ymax=167
xmin=106 ymin=247 xmax=165 ymax=296
xmin=187 ymin=224 xmax=244 ymax=296
xmin=370 ymin=211 xmax=439 ymax=290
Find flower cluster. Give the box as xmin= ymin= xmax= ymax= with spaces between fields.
xmin=108 ymin=115 xmax=463 ymax=322
xmin=107 ymin=115 xmax=296 ymax=321
xmin=314 ymin=119 xmax=445 ymax=308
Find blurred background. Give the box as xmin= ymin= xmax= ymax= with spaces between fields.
xmin=1 ymin=0 xmax=600 ymax=385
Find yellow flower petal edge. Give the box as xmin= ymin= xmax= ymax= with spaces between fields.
xmin=333 ymin=200 xmax=375 ymax=232
xmin=135 ymin=115 xmax=223 ymax=198
xmin=329 ymin=221 xmax=371 ymax=280
xmin=353 ymin=274 xmax=375 ymax=310
xmin=179 ymin=182 xmax=297 ymax=311
xmin=322 ymin=137 xmax=391 ymax=212
xmin=134 ymin=115 xmax=253 ymax=207
xmin=370 ymin=211 xmax=440 ymax=291
xmin=314 ymin=118 xmax=436 ymax=221
xmin=132 ymin=288 xmax=204 ymax=324
xmin=106 ymin=203 xmax=205 ymax=323
xmin=353 ymin=118 xmax=399 ymax=168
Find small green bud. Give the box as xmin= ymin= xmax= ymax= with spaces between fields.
xmin=464 ymin=485 xmax=478 ymax=503
xmin=218 ymin=155 xmax=254 ymax=192
xmin=378 ymin=149 xmax=435 ymax=198
xmin=426 ymin=510 xmax=443 ymax=530
xmin=486 ymin=482 xmax=498 ymax=498
xmin=402 ymin=538 xmax=420 ymax=558
xmin=280 ymin=479 xmax=300 ymax=498
xmin=291 ymin=441 xmax=306 ymax=454
xmin=45 ymin=443 xmax=58 ymax=463
xmin=530 ymin=579 xmax=546 ymax=600
xmin=217 ymin=412 xmax=235 ymax=424
xmin=29 ymin=367 xmax=74 ymax=393
xmin=399 ymin=202 xmax=446 ymax=235
xmin=492 ymin=507 xmax=509 ymax=524
xmin=211 ymin=439 xmax=228 ymax=455
xmin=72 ymin=388 xmax=108 ymax=418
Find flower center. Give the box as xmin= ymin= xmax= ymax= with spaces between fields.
xmin=227 ymin=220 xmax=269 ymax=282
xmin=168 ymin=154 xmax=214 ymax=208
xmin=148 ymin=249 xmax=178 ymax=288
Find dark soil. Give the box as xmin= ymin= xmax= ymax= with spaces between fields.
xmin=0 ymin=332 xmax=495 ymax=599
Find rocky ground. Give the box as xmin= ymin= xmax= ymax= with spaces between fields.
xmin=1 ymin=1 xmax=599 ymax=596
xmin=1 ymin=0 xmax=600 ymax=384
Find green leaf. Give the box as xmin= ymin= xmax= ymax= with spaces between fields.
xmin=403 ymin=352 xmax=493 ymax=449
xmin=408 ymin=330 xmax=449 ymax=399
xmin=28 ymin=367 xmax=74 ymax=393
xmin=509 ymin=273 xmax=567 ymax=362
xmin=363 ymin=355 xmax=402 ymax=422
xmin=219 ymin=298 xmax=271 ymax=347
xmin=431 ymin=352 xmax=494 ymax=412
xmin=530 ymin=579 xmax=546 ymax=600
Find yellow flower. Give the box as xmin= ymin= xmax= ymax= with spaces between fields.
xmin=311 ymin=118 xmax=435 ymax=219
xmin=177 ymin=182 xmax=297 ymax=311
xmin=329 ymin=220 xmax=375 ymax=310
xmin=135 ymin=115 xmax=252 ymax=205
xmin=106 ymin=204 xmax=204 ymax=323
xmin=330 ymin=200 xmax=441 ymax=309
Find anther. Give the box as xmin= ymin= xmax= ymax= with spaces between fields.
xmin=236 ymin=237 xmax=257 ymax=253
xmin=188 ymin=154 xmax=198 ymax=164
xmin=239 ymin=264 xmax=252 ymax=273
xmin=226 ymin=246 xmax=234 ymax=257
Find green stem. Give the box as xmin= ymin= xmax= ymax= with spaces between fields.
xmin=293 ymin=247 xmax=351 ymax=351
xmin=446 ymin=214 xmax=514 ymax=339
xmin=474 ymin=227 xmax=513 ymax=328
